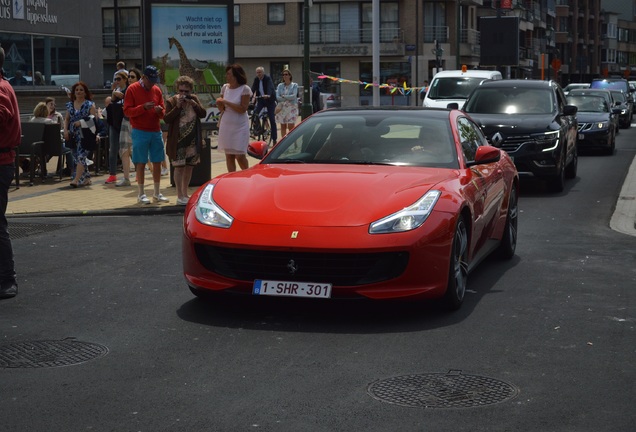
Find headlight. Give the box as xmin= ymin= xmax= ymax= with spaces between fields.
xmin=535 ymin=130 xmax=560 ymax=152
xmin=195 ymin=184 xmax=233 ymax=228
xmin=592 ymin=122 xmax=608 ymax=130
xmin=621 ymin=109 xmax=627 ymax=115
xmin=369 ymin=190 xmax=441 ymax=234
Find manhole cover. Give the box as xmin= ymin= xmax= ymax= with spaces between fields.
xmin=368 ymin=370 xmax=519 ymax=409
xmin=8 ymin=222 xmax=69 ymax=240
xmin=0 ymin=339 xmax=108 ymax=368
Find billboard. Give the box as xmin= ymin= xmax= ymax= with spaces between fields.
xmin=144 ymin=0 xmax=233 ymax=100
xmin=479 ymin=16 xmax=519 ymax=67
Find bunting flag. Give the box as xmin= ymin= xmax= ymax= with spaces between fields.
xmin=314 ymin=72 xmax=427 ymax=96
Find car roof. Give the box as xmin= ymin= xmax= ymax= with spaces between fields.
xmin=475 ymin=79 xmax=556 ymax=89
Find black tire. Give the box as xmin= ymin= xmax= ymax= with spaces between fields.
xmin=606 ymin=130 xmax=616 ymax=155
xmin=498 ymin=186 xmax=518 ymax=260
xmin=565 ymin=146 xmax=578 ymax=179
xmin=548 ymin=159 xmax=565 ymax=193
xmin=444 ymin=216 xmax=469 ymax=311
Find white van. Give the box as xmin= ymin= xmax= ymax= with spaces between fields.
xmin=422 ymin=69 xmax=502 ymax=108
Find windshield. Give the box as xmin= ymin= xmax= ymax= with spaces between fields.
xmin=263 ymin=111 xmax=459 ymax=169
xmin=427 ymin=77 xmax=487 ymax=100
xmin=464 ymin=88 xmax=555 ymax=114
xmin=566 ymin=95 xmax=608 ymax=113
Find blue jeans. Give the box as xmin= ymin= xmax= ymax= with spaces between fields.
xmin=0 ymin=164 xmax=16 ymax=285
xmin=108 ymin=126 xmax=121 ymax=175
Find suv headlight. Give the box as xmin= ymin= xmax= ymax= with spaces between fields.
xmin=591 ymin=121 xmax=608 ymax=130
xmin=195 ymin=184 xmax=233 ymax=228
xmin=369 ymin=190 xmax=441 ymax=234
xmin=534 ymin=130 xmax=560 ymax=152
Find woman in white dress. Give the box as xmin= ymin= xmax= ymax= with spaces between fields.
xmin=216 ymin=64 xmax=253 ymax=172
xmin=275 ymin=69 xmax=299 ymax=139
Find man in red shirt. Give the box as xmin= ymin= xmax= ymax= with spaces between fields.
xmin=0 ymin=45 xmax=20 ymax=299
xmin=123 ymin=65 xmax=169 ymax=204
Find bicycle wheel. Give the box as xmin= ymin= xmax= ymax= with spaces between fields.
xmin=261 ymin=117 xmax=272 ymax=143
xmin=249 ymin=115 xmax=260 ymax=140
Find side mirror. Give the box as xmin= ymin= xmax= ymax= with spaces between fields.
xmin=247 ymin=140 xmax=269 ymax=160
xmin=467 ymin=145 xmax=501 ymax=167
xmin=563 ymin=105 xmax=578 ymax=116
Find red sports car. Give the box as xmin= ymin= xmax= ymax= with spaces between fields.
xmin=183 ymin=107 xmax=519 ymax=311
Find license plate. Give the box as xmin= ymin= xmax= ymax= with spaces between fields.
xmin=253 ymin=279 xmax=332 ymax=299
xmin=578 ymin=134 xmax=585 ymax=140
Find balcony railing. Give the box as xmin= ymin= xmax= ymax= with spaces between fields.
xmin=423 ymin=26 xmax=449 ymax=43
xmin=102 ymin=32 xmax=142 ymax=48
xmin=299 ymin=28 xmax=403 ymax=45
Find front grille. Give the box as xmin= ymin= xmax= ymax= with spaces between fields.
xmin=487 ymin=134 xmax=532 ymax=152
xmin=578 ymin=123 xmax=592 ymax=132
xmin=194 ymin=244 xmax=409 ymax=286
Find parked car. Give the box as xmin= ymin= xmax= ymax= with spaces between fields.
xmin=463 ymin=79 xmax=578 ymax=192
xmin=566 ymin=92 xmax=620 ymax=155
xmin=319 ymin=92 xmax=341 ymax=110
xmin=563 ymin=82 xmax=590 ymax=95
xmin=609 ymin=90 xmax=632 ymax=128
xmin=183 ymin=107 xmax=519 ymax=311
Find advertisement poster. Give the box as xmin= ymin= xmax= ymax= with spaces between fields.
xmin=148 ymin=1 xmax=232 ymax=107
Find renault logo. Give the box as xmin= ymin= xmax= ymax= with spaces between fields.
xmin=491 ymin=132 xmax=504 ymax=146
xmin=287 ymin=259 xmax=299 ymax=275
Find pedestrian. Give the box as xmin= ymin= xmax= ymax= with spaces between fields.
xmin=275 ymin=69 xmax=299 ymax=138
xmin=216 ymin=63 xmax=252 ymax=172
xmin=105 ymin=70 xmax=127 ymax=184
xmin=123 ymin=65 xmax=169 ymax=204
xmin=116 ymin=67 xmax=141 ymax=187
xmin=250 ymin=66 xmax=277 ymax=144
xmin=164 ymin=76 xmax=207 ymax=205
xmin=0 ymin=44 xmax=20 ymax=299
xmin=64 ymin=81 xmax=98 ymax=188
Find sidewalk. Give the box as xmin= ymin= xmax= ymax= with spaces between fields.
xmin=6 ymin=136 xmax=259 ymax=217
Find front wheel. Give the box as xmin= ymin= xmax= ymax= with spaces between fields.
xmin=444 ymin=216 xmax=469 ymax=311
xmin=498 ymin=186 xmax=518 ymax=259
xmin=565 ymin=145 xmax=578 ymax=179
xmin=548 ymin=157 xmax=565 ymax=193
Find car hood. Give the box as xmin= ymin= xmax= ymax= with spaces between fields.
xmin=576 ymin=112 xmax=610 ymax=123
xmin=210 ymin=164 xmax=453 ymax=227
xmin=466 ymin=112 xmax=557 ymax=135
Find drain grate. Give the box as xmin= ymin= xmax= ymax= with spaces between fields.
xmin=0 ymin=339 xmax=108 ymax=368
xmin=8 ymin=222 xmax=70 ymax=240
xmin=368 ymin=370 xmax=519 ymax=409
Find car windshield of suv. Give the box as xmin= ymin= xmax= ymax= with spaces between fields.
xmin=427 ymin=77 xmax=486 ymax=100
xmin=567 ymin=95 xmax=608 ymax=113
xmin=464 ymin=88 xmax=554 ymax=114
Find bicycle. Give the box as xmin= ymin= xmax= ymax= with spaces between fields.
xmin=249 ymin=97 xmax=272 ymax=144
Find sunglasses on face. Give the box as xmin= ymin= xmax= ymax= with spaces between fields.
xmin=282 ymin=73 xmax=290 ymax=76
xmin=114 ymin=77 xmax=122 ymax=81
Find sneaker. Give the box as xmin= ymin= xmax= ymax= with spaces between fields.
xmin=161 ymin=167 xmax=169 ymax=176
xmin=176 ymin=197 xmax=189 ymax=206
xmin=153 ymin=193 xmax=169 ymax=203
xmin=105 ymin=175 xmax=117 ymax=184
xmin=137 ymin=194 xmax=151 ymax=204
xmin=115 ymin=178 xmax=131 ymax=187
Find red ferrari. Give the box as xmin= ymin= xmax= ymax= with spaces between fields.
xmin=183 ymin=107 xmax=519 ymax=310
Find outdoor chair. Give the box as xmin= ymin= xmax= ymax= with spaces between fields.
xmin=14 ymin=122 xmax=46 ymax=187
xmin=42 ymin=123 xmax=72 ymax=181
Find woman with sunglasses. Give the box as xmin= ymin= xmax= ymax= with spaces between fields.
xmin=115 ymin=67 xmax=141 ymax=187
xmin=105 ymin=70 xmax=128 ymax=184
xmin=275 ymin=69 xmax=299 ymax=139
xmin=64 ymin=81 xmax=97 ymax=187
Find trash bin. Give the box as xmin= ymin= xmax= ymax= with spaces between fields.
xmin=169 ymin=137 xmax=211 ymax=187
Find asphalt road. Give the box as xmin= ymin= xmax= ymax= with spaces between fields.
xmin=1 ymin=128 xmax=635 ymax=432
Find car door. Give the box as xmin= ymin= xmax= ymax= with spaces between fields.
xmin=457 ymin=116 xmax=505 ymax=252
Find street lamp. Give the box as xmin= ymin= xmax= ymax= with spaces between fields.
xmin=546 ymin=26 xmax=553 ymax=81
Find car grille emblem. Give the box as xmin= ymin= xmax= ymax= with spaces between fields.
xmin=491 ymin=132 xmax=504 ymax=146
xmin=287 ymin=259 xmax=298 ymax=275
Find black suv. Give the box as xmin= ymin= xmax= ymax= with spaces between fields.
xmin=463 ymin=80 xmax=578 ymax=192
xmin=590 ymin=78 xmax=634 ymax=124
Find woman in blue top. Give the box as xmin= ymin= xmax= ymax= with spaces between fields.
xmin=275 ymin=69 xmax=299 ymax=140
xmin=64 ymin=81 xmax=98 ymax=187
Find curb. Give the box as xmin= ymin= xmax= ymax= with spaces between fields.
xmin=7 ymin=205 xmax=185 ymax=218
